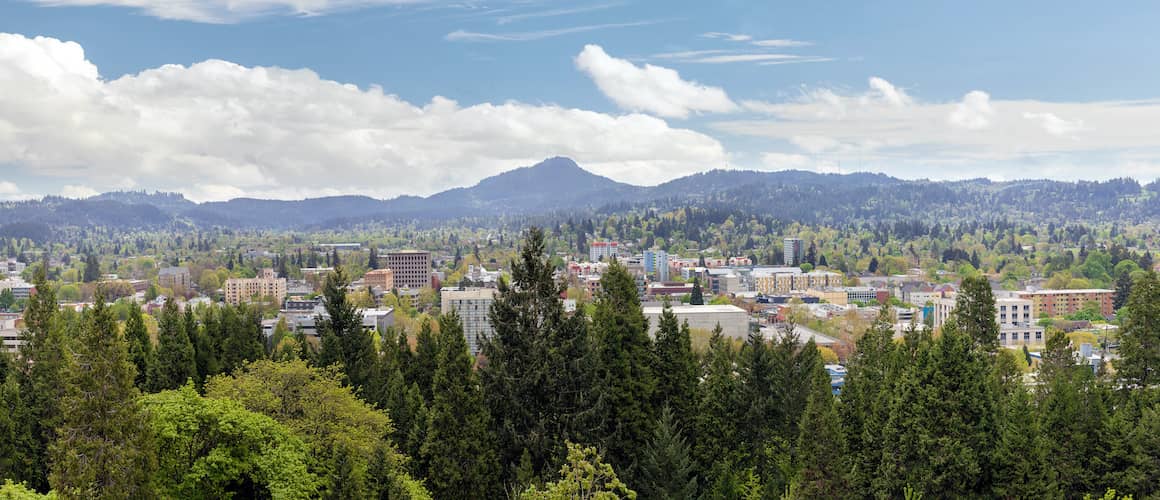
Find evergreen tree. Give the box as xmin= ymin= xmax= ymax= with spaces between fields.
xmin=220 ymin=305 xmax=265 ymax=372
xmin=82 ymin=253 xmax=100 ymax=283
xmin=368 ymin=328 xmax=426 ymax=463
xmin=737 ymin=325 xmax=787 ymax=488
xmin=793 ymin=368 xmax=848 ymax=499
xmin=638 ymin=406 xmax=697 ymax=500
xmin=953 ymin=274 xmax=1000 ymax=351
xmin=412 ymin=319 xmax=439 ymax=402
xmin=1113 ymin=271 xmax=1133 ymax=311
xmin=153 ymin=297 xmax=196 ymax=391
xmin=0 ymin=354 xmax=38 ymax=486
xmin=367 ymin=247 xmax=378 ymax=269
xmin=591 ymin=261 xmax=657 ymax=483
xmin=192 ymin=308 xmax=221 ymax=384
xmin=124 ymin=301 xmax=154 ymax=391
xmin=316 ymin=266 xmax=376 ymax=390
xmin=868 ymin=257 xmax=879 ymax=273
xmin=991 ymin=384 xmax=1055 ymax=498
xmin=419 ymin=311 xmax=501 ymax=498
xmin=18 ymin=267 xmax=69 ymax=491
xmin=49 ymin=294 xmax=156 ymax=498
xmin=1039 ymin=329 xmax=1107 ymax=496
xmin=690 ymin=278 xmax=704 ymax=305
xmin=840 ymin=307 xmax=900 ymax=493
xmin=651 ymin=305 xmax=698 ymax=430
xmin=481 ymin=227 xmax=597 ymax=485
xmin=1118 ymin=271 xmax=1160 ymax=387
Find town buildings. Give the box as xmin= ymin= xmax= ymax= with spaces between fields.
xmin=643 ymin=249 xmax=669 ymax=281
xmin=386 ymin=250 xmax=432 ymax=290
xmin=224 ymin=268 xmax=287 ymax=306
xmin=0 ymin=314 xmax=21 ymax=353
xmin=1017 ymin=289 xmax=1115 ymax=318
xmin=933 ymin=293 xmax=1045 ymax=346
xmin=363 ymin=268 xmax=395 ymax=290
xmin=589 ymin=240 xmax=619 ymax=262
xmin=158 ymin=266 xmax=191 ymax=290
xmin=752 ymin=267 xmax=843 ymax=295
xmin=642 ymin=304 xmax=749 ymax=339
xmin=441 ymin=287 xmax=497 ymax=355
xmin=0 ymin=278 xmax=34 ymax=300
xmin=783 ymin=238 xmax=803 ymax=266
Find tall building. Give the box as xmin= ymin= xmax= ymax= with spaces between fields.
xmin=1017 ymin=289 xmax=1115 ymax=318
xmin=386 ymin=250 xmax=432 ymax=289
xmin=363 ymin=268 xmax=395 ymax=290
xmin=589 ymin=241 xmax=619 ymax=262
xmin=783 ymin=238 xmax=804 ymax=266
xmin=158 ymin=266 xmax=191 ymax=290
xmin=933 ymin=294 xmax=1045 ymax=346
xmin=643 ymin=249 xmax=669 ymax=281
xmin=441 ymin=287 xmax=497 ymax=355
xmin=224 ymin=268 xmax=287 ymax=305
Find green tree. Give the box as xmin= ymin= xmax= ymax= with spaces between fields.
xmin=841 ymin=307 xmax=902 ymax=492
xmin=792 ymin=369 xmax=848 ymax=499
xmin=1118 ymin=271 xmax=1160 ymax=387
xmin=690 ymin=278 xmax=704 ymax=305
xmin=18 ymin=267 xmax=69 ymax=491
xmin=1039 ymin=330 xmax=1107 ymax=496
xmin=0 ymin=289 xmax=14 ymax=311
xmin=592 ymin=261 xmax=657 ymax=482
xmin=519 ymin=443 xmax=636 ymax=500
xmin=219 ymin=305 xmax=265 ymax=373
xmin=123 ymin=302 xmax=153 ymax=391
xmin=153 ymin=298 xmax=196 ymax=391
xmin=0 ymin=369 xmax=38 ymax=487
xmin=991 ymin=384 xmax=1055 ymax=498
xmin=49 ymin=294 xmax=157 ymax=498
xmin=419 ymin=311 xmax=501 ymax=498
xmin=651 ymin=305 xmax=698 ymax=430
xmin=693 ymin=325 xmax=741 ymax=481
xmin=953 ymin=275 xmax=999 ymax=351
xmin=317 ymin=267 xmax=376 ymax=391
xmin=411 ymin=319 xmax=439 ymax=402
xmin=638 ymin=406 xmax=697 ymax=500
xmin=140 ymin=384 xmax=318 ymax=499
xmin=1113 ymin=271 xmax=1133 ymax=311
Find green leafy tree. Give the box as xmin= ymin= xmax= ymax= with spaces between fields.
xmin=140 ymin=384 xmax=318 ymax=499
xmin=123 ymin=302 xmax=153 ymax=391
xmin=651 ymin=305 xmax=698 ymax=430
xmin=153 ymin=298 xmax=196 ymax=391
xmin=953 ymin=275 xmax=999 ymax=351
xmin=592 ymin=262 xmax=657 ymax=482
xmin=0 ymin=289 xmax=15 ymax=311
xmin=49 ymin=294 xmax=157 ymax=498
xmin=638 ymin=406 xmax=697 ymax=500
xmin=1118 ymin=271 xmax=1160 ymax=387
xmin=519 ymin=443 xmax=637 ymax=500
xmin=419 ymin=311 xmax=501 ymax=498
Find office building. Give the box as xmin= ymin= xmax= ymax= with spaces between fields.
xmin=1017 ymin=289 xmax=1115 ymax=318
xmin=363 ymin=268 xmax=395 ymax=290
xmin=224 ymin=268 xmax=287 ymax=306
xmin=386 ymin=250 xmax=432 ymax=289
xmin=441 ymin=287 xmax=497 ymax=355
xmin=783 ymin=238 xmax=804 ymax=266
xmin=158 ymin=266 xmax=191 ymax=290
xmin=642 ymin=304 xmax=749 ymax=339
xmin=643 ymin=249 xmax=669 ymax=281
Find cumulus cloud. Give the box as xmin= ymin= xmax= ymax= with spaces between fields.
xmin=948 ymin=90 xmax=994 ymax=130
xmin=29 ymin=0 xmax=421 ymax=23
xmin=574 ymin=44 xmax=738 ymax=118
xmin=867 ymin=77 xmax=913 ymax=107
xmin=1023 ymin=111 xmax=1084 ymax=136
xmin=60 ymin=185 xmax=98 ymax=199
xmin=0 ymin=33 xmax=728 ymax=201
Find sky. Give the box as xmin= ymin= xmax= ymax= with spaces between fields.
xmin=2 ymin=0 xmax=1160 ymax=201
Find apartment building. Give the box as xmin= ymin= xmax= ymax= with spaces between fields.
xmin=933 ymin=294 xmax=1045 ymax=346
xmin=441 ymin=287 xmax=497 ymax=355
xmin=1017 ymin=289 xmax=1115 ymax=318
xmin=158 ymin=266 xmax=191 ymax=290
xmin=386 ymin=250 xmax=432 ymax=290
xmin=224 ymin=268 xmax=287 ymax=305
xmin=783 ymin=238 xmax=803 ymax=266
xmin=643 ymin=249 xmax=669 ymax=281
xmin=752 ymin=268 xmax=843 ymax=295
xmin=589 ymin=241 xmax=619 ymax=262
xmin=363 ymin=268 xmax=395 ymax=290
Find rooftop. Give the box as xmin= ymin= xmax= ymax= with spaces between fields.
xmin=1022 ymin=289 xmax=1114 ymax=295
xmin=642 ymin=304 xmax=747 ymax=314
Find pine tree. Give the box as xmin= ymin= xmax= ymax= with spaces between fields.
xmin=0 ymin=355 xmax=38 ymax=486
xmin=192 ymin=308 xmax=221 ymax=383
xmin=652 ymin=305 xmax=698 ymax=430
xmin=694 ymin=324 xmax=741 ymax=479
xmin=18 ymin=267 xmax=69 ymax=491
xmin=412 ymin=318 xmax=439 ymax=402
xmin=737 ymin=326 xmax=786 ymax=486
xmin=367 ymin=247 xmax=378 ymax=269
xmin=591 ymin=261 xmax=657 ymax=482
xmin=991 ymin=385 xmax=1055 ymax=498
xmin=419 ymin=311 xmax=501 ymax=498
xmin=840 ymin=307 xmax=901 ymax=493
xmin=793 ymin=367 xmax=848 ymax=499
xmin=316 ymin=266 xmax=376 ymax=390
xmin=690 ymin=278 xmax=704 ymax=305
xmin=1118 ymin=271 xmax=1160 ymax=387
xmin=367 ymin=328 xmax=426 ymax=463
xmin=639 ymin=406 xmax=697 ymax=500
xmin=220 ymin=304 xmax=265 ymax=372
xmin=953 ymin=274 xmax=1000 ymax=351
xmin=153 ymin=297 xmax=196 ymax=390
xmin=50 ymin=294 xmax=156 ymax=498
xmin=124 ymin=301 xmax=154 ymax=391
xmin=1113 ymin=271 xmax=1133 ymax=311
xmin=1039 ymin=329 xmax=1107 ymax=495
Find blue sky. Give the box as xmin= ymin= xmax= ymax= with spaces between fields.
xmin=2 ymin=0 xmax=1160 ymax=200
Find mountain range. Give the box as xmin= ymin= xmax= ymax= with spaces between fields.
xmin=0 ymin=157 xmax=1155 ymax=237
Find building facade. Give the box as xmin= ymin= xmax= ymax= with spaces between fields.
xmin=441 ymin=287 xmax=497 ymax=355
xmin=1017 ymin=289 xmax=1115 ymax=318
xmin=643 ymin=249 xmax=670 ymax=281
xmin=783 ymin=238 xmax=803 ymax=266
xmin=386 ymin=251 xmax=432 ymax=290
xmin=363 ymin=268 xmax=395 ymax=290
xmin=642 ymin=304 xmax=749 ymax=339
xmin=158 ymin=266 xmax=191 ymax=290
xmin=589 ymin=241 xmax=619 ymax=262
xmin=224 ymin=268 xmax=287 ymax=306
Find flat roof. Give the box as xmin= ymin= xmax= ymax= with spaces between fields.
xmin=1022 ymin=289 xmax=1113 ymax=295
xmin=642 ymin=305 xmax=747 ymax=314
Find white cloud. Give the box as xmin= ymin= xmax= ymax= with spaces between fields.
xmin=1023 ymin=111 xmax=1084 ymax=136
xmin=0 ymin=33 xmax=727 ymax=201
xmin=948 ymin=90 xmax=993 ymax=130
xmin=574 ymin=44 xmax=738 ymax=118
xmin=60 ymin=185 xmax=98 ymax=199
xmin=495 ymin=3 xmax=619 ymax=25
xmin=684 ymin=54 xmax=803 ymax=64
xmin=714 ymin=76 xmax=1160 ymax=180
xmin=446 ymin=20 xmax=659 ymax=42
xmin=701 ymin=32 xmax=751 ymax=42
xmin=29 ymin=0 xmax=422 ymax=23
xmin=760 ymin=152 xmax=810 ymax=168
xmin=751 ymin=39 xmax=812 ymax=48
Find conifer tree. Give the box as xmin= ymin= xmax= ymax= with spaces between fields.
xmin=953 ymin=274 xmax=1000 ymax=351
xmin=419 ymin=311 xmax=501 ymax=498
xmin=690 ymin=278 xmax=704 ymax=305
xmin=19 ymin=267 xmax=69 ymax=491
xmin=192 ymin=308 xmax=221 ymax=383
xmin=412 ymin=318 xmax=439 ymax=402
xmin=0 ymin=354 xmax=38 ymax=486
xmin=737 ymin=325 xmax=786 ymax=487
xmin=793 ymin=366 xmax=848 ymax=499
xmin=220 ymin=305 xmax=265 ymax=372
xmin=840 ymin=307 xmax=900 ymax=493
xmin=1039 ymin=329 xmax=1107 ymax=495
xmin=591 ymin=261 xmax=657 ymax=482
xmin=49 ymin=294 xmax=156 ymax=498
xmin=1118 ymin=271 xmax=1160 ymax=387
xmin=368 ymin=328 xmax=427 ymax=463
xmin=639 ymin=406 xmax=697 ymax=500
xmin=1113 ymin=271 xmax=1132 ymax=311
xmin=652 ymin=304 xmax=698 ymax=430
xmin=694 ymin=324 xmax=741 ymax=479
xmin=991 ymin=385 xmax=1055 ymax=498
xmin=316 ymin=266 xmax=376 ymax=390
xmin=153 ymin=297 xmax=195 ymax=391
xmin=124 ymin=300 xmax=153 ymax=390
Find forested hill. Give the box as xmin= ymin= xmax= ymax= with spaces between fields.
xmin=0 ymin=158 xmax=1155 ymax=231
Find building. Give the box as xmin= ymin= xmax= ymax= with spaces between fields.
xmin=1017 ymin=289 xmax=1115 ymax=318
xmin=752 ymin=267 xmax=844 ymax=295
xmin=441 ymin=287 xmax=497 ymax=355
xmin=386 ymin=250 xmax=432 ymax=290
xmin=643 ymin=249 xmax=670 ymax=281
xmin=783 ymin=238 xmax=804 ymax=266
xmin=645 ymin=282 xmax=694 ymax=298
xmin=158 ymin=266 xmax=191 ymax=290
xmin=0 ymin=314 xmax=22 ymax=353
xmin=844 ymin=286 xmax=889 ymax=305
xmin=363 ymin=268 xmax=395 ymax=290
xmin=934 ymin=294 xmax=1045 ymax=346
xmin=224 ymin=268 xmax=287 ymax=306
xmin=0 ymin=278 xmax=34 ymax=300
xmin=589 ymin=241 xmax=619 ymax=262
xmin=643 ymin=304 xmax=749 ymax=339
xmin=3 ymin=259 xmax=26 ymax=276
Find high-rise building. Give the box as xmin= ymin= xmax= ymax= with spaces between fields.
xmin=783 ymin=238 xmax=803 ymax=266
xmin=386 ymin=250 xmax=432 ymax=289
xmin=441 ymin=287 xmax=497 ymax=355
xmin=643 ymin=249 xmax=669 ymax=281
xmin=589 ymin=241 xmax=619 ymax=262
xmin=224 ymin=268 xmax=287 ymax=305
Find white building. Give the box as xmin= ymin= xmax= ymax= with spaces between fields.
xmin=783 ymin=238 xmax=803 ymax=266
xmin=589 ymin=241 xmax=619 ymax=262
xmin=441 ymin=287 xmax=498 ymax=355
xmin=934 ymin=294 xmax=1045 ymax=346
xmin=642 ymin=304 xmax=749 ymax=339
xmin=643 ymin=249 xmax=670 ymax=281
xmin=0 ymin=314 xmax=22 ymax=353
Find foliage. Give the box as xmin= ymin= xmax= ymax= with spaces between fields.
xmin=638 ymin=406 xmax=697 ymax=500
xmin=518 ymin=443 xmax=637 ymax=500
